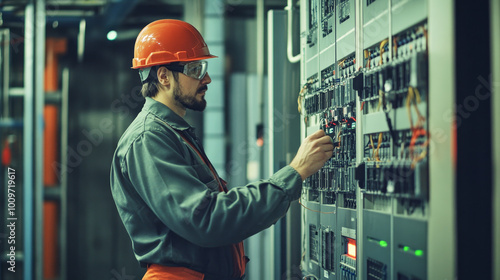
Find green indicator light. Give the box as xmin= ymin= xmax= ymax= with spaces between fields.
xmin=403 ymin=246 xmax=410 ymax=252
xmin=107 ymin=30 xmax=118 ymax=41
xmin=415 ymin=250 xmax=424 ymax=256
xmin=379 ymin=240 xmax=388 ymax=247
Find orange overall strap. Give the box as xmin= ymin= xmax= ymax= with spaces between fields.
xmin=175 ymin=131 xmax=226 ymax=192
xmin=175 ymin=132 xmax=246 ymax=277
xmin=158 ymin=119 xmax=246 ymax=277
xmin=143 ymin=264 xmax=204 ymax=280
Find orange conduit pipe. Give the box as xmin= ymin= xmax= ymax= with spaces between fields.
xmin=44 ymin=38 xmax=67 ymax=280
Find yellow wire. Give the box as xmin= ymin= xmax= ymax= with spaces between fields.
xmin=406 ymin=86 xmax=430 ymax=165
xmin=413 ymin=87 xmax=425 ymax=122
xmin=393 ymin=37 xmax=398 ymax=58
xmin=411 ymin=137 xmax=430 ymax=169
xmin=364 ymin=50 xmax=371 ymax=68
xmin=419 ymin=26 xmax=428 ymax=52
xmin=379 ymin=39 xmax=389 ymax=65
xmin=414 ymin=86 xmax=421 ymax=103
xmin=297 ymin=95 xmax=302 ymax=114
xmin=411 ymin=150 xmax=427 ymax=169
xmin=297 ymin=85 xmax=307 ymax=114
xmin=377 ymin=90 xmax=384 ymax=111
xmin=408 ymin=86 xmax=425 ymax=128
xmin=337 ymin=129 xmax=342 ymax=146
xmin=338 ymin=58 xmax=346 ymax=68
xmin=364 ymin=49 xmax=370 ymax=58
xmin=406 ymin=87 xmax=414 ymax=129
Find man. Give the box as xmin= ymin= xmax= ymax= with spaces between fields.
xmin=110 ymin=19 xmax=333 ymax=280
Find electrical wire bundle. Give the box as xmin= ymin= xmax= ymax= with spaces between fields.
xmin=406 ymin=86 xmax=429 ymax=169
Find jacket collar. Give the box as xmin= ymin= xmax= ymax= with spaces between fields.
xmin=143 ymin=97 xmax=191 ymax=131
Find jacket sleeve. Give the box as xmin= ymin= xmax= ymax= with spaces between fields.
xmin=123 ymin=129 xmax=303 ymax=248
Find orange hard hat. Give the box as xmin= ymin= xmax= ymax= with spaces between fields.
xmin=132 ymin=19 xmax=217 ymax=69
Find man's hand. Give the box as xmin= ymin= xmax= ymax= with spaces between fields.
xmin=290 ymin=130 xmax=334 ymax=181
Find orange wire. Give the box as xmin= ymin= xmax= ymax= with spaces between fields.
xmin=364 ymin=50 xmax=371 ymax=69
xmin=410 ymin=130 xmax=430 ymax=169
xmin=375 ymin=132 xmax=383 ymax=161
xmin=393 ymin=36 xmax=398 ymax=59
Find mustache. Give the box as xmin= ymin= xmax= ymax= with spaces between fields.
xmin=197 ymin=85 xmax=208 ymax=93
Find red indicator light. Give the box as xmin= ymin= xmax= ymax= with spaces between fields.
xmin=347 ymin=238 xmax=356 ymax=259
xmin=256 ymin=137 xmax=264 ymax=147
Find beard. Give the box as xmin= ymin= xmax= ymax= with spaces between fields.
xmin=173 ymin=83 xmax=207 ymax=111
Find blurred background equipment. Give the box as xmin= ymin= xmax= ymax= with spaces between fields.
xmin=0 ymin=1 xmax=498 ymax=280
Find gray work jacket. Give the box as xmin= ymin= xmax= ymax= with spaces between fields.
xmin=110 ymin=97 xmax=302 ymax=279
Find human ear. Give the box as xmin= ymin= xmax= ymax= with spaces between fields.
xmin=157 ymin=67 xmax=170 ymax=86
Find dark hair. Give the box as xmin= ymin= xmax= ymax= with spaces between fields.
xmin=141 ymin=67 xmax=179 ymax=98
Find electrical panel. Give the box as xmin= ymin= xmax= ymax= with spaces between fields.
xmin=299 ymin=0 xmax=429 ymax=279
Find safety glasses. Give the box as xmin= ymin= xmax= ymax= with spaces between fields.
xmin=138 ymin=60 xmax=208 ymax=83
xmin=166 ymin=60 xmax=208 ymax=80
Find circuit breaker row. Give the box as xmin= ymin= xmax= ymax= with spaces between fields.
xmin=304 ymin=74 xmax=356 ymax=115
xmin=305 ymin=166 xmax=356 ymax=193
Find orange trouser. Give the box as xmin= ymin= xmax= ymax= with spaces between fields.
xmin=142 ymin=264 xmax=205 ymax=280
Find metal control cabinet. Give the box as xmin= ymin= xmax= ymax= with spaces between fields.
xmin=299 ymin=0 xmax=429 ymax=279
